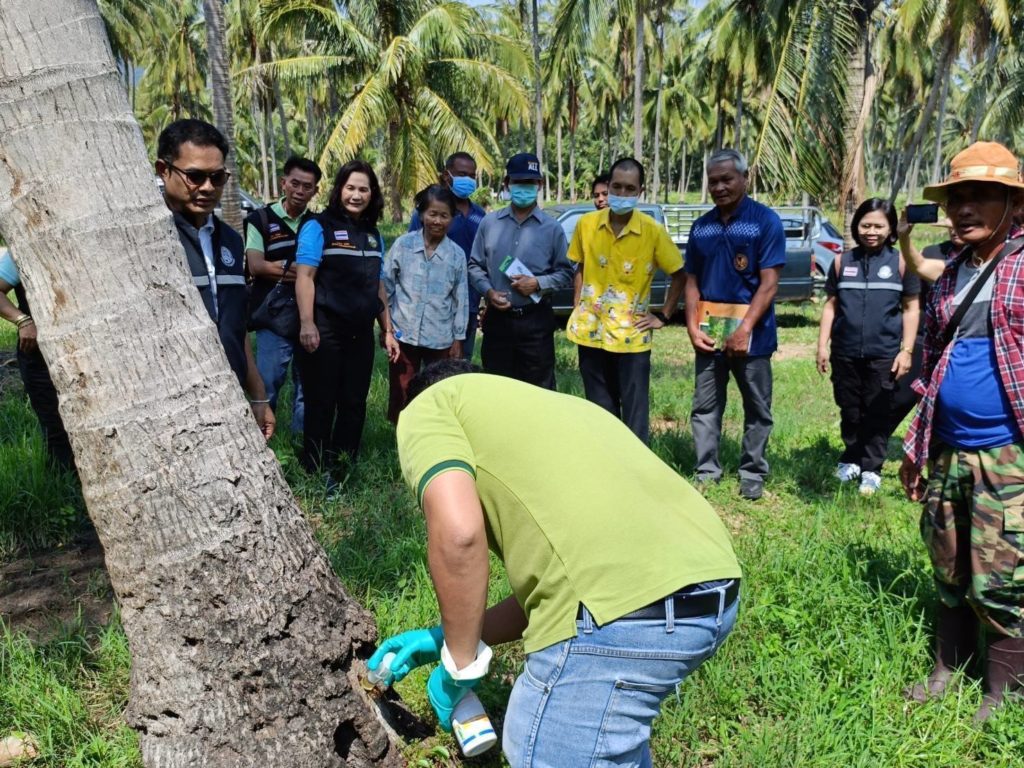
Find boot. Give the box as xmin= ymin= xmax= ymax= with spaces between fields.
xmin=905 ymin=604 xmax=978 ymax=702
xmin=973 ymin=634 xmax=1024 ymax=723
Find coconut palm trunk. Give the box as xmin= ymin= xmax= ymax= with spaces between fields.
xmin=0 ymin=2 xmax=405 ymax=764
xmin=531 ymin=0 xmax=546 ymax=190
xmin=203 ymin=0 xmax=242 ymax=230
xmin=840 ymin=2 xmax=878 ymax=248
xmin=632 ymin=0 xmax=646 ymax=160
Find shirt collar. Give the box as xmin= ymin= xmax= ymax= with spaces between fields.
xmin=171 ymin=210 xmax=214 ymax=235
xmin=411 ymin=230 xmax=449 ymax=259
xmin=498 ymin=205 xmax=544 ymax=223
xmin=714 ymin=195 xmax=750 ymax=224
xmin=597 ymin=208 xmax=642 ymax=237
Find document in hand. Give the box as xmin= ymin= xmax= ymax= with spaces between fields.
xmin=697 ymin=301 xmax=750 ymax=350
xmin=499 ymin=254 xmax=542 ymax=303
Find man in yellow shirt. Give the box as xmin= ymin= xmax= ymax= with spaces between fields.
xmin=566 ymin=158 xmax=685 ymax=442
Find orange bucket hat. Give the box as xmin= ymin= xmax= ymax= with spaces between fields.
xmin=923 ymin=141 xmax=1024 ymax=203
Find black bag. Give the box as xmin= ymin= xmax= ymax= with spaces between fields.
xmin=250 ymin=256 xmax=299 ymax=339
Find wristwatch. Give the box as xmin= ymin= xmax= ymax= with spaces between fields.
xmin=652 ymin=311 xmax=669 ymax=324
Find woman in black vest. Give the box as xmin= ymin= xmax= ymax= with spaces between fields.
xmin=295 ymin=160 xmax=399 ymax=483
xmin=816 ymin=198 xmax=921 ymax=496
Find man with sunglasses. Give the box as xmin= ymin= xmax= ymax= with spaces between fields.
xmin=156 ymin=119 xmax=274 ymax=439
xmin=244 ymin=156 xmax=322 ymax=436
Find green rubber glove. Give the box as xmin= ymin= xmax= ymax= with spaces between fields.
xmin=368 ymin=626 xmax=444 ymax=684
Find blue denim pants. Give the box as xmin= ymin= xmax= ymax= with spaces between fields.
xmin=502 ymin=580 xmax=739 ymax=768
xmin=255 ymin=329 xmax=304 ymax=433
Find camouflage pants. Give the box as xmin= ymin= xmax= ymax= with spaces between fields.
xmin=922 ymin=443 xmax=1024 ymax=637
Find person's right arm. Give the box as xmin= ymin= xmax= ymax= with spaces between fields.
xmin=816 ymin=297 xmax=836 ymax=375
xmin=0 ymin=277 xmax=37 ymax=354
xmin=897 ymin=212 xmax=944 ymax=283
xmin=684 ymin=273 xmax=715 ymax=353
xmin=295 ymin=220 xmax=323 ymax=353
xmin=245 ymin=221 xmax=296 ymax=282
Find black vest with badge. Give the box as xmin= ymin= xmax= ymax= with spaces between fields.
xmin=173 ymin=212 xmax=249 ymax=385
xmin=244 ymin=204 xmax=315 ymax=315
xmin=311 ymin=209 xmax=384 ymax=328
xmin=832 ymin=245 xmax=906 ymax=358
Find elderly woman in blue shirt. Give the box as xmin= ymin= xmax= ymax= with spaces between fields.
xmin=383 ymin=185 xmax=468 ymax=422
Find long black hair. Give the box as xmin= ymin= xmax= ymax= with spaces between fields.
xmin=851 ymin=197 xmax=898 ymax=249
xmin=326 ymin=159 xmax=384 ymax=225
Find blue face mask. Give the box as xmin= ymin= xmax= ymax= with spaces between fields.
xmin=509 ymin=183 xmax=539 ymax=208
xmin=450 ymin=176 xmax=477 ymax=199
xmin=607 ymin=194 xmax=639 ymax=215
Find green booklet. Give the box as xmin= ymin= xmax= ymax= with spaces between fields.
xmin=697 ymin=301 xmax=750 ymax=350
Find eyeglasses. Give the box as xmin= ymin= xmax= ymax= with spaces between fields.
xmin=164 ymin=161 xmax=230 ymax=188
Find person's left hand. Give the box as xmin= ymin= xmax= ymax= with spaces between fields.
xmin=892 ymin=349 xmax=912 ymax=380
xmin=382 ymin=332 xmax=400 ymax=363
xmin=427 ymin=665 xmax=478 ymax=732
xmin=449 ymin=340 xmax=462 ymax=359
xmin=17 ymin=323 xmax=37 ymax=354
xmin=899 ymin=456 xmax=926 ymax=502
xmin=509 ymin=274 xmax=540 ymax=297
xmin=251 ymin=402 xmax=276 ymax=441
xmin=633 ymin=312 xmax=665 ymax=332
xmin=724 ymin=325 xmax=751 ymax=357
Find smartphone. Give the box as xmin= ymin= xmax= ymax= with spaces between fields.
xmin=906 ymin=203 xmax=939 ymax=224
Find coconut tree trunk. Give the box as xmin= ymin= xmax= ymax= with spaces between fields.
xmin=556 ymin=118 xmax=564 ymax=202
xmin=267 ymin=101 xmax=279 ymax=198
xmin=254 ymin=93 xmax=270 ymax=201
xmin=0 ymin=2 xmax=406 ymax=765
xmin=840 ymin=5 xmax=877 ymax=248
xmin=632 ymin=0 xmax=646 ymax=161
xmin=273 ymin=74 xmax=292 ymax=160
xmin=930 ymin=60 xmax=951 ymax=184
xmin=651 ymin=8 xmax=665 ymax=203
xmin=700 ymin=146 xmax=709 ymax=203
xmin=530 ymin=0 xmax=546 ymax=194
xmin=678 ymin=144 xmax=686 ymax=198
xmin=204 ymin=0 xmax=242 ymax=230
xmin=734 ymin=75 xmax=744 ymax=149
xmin=971 ymin=38 xmax=999 ymax=143
xmin=307 ymin=85 xmax=316 ymax=157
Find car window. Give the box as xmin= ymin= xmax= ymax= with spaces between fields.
xmin=822 ymin=221 xmax=842 ymax=239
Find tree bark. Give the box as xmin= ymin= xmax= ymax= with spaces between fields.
xmin=930 ymin=58 xmax=951 ymax=184
xmin=273 ymin=74 xmax=292 ymax=161
xmin=307 ymin=85 xmax=316 ymax=158
xmin=734 ymin=74 xmax=744 ymax=150
xmin=203 ymin=0 xmax=242 ymax=231
xmin=0 ymin=3 xmax=406 ymax=765
xmin=632 ymin=0 xmax=646 ymax=161
xmin=267 ymin=101 xmax=279 ymax=198
xmin=556 ymin=118 xmax=564 ymax=203
xmin=651 ymin=9 xmax=665 ymax=203
xmin=678 ymin=144 xmax=686 ymax=198
xmin=700 ymin=146 xmax=709 ymax=203
xmin=839 ymin=4 xmax=877 ymax=248
xmin=254 ymin=93 xmax=270 ymax=201
xmin=530 ymin=0 xmax=546 ymax=197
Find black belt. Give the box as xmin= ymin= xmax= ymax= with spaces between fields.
xmin=506 ymin=300 xmax=551 ymax=318
xmin=577 ymin=580 xmax=739 ymax=622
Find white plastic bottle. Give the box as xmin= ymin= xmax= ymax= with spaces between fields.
xmin=451 ymin=691 xmax=498 ymax=757
xmin=363 ymin=652 xmax=395 ymax=690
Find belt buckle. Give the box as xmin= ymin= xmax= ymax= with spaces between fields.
xmin=510 ymin=305 xmax=526 ymax=317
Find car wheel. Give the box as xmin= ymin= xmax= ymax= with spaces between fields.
xmin=812 ymin=263 xmax=827 ymax=302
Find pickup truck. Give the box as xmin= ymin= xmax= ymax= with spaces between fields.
xmin=546 ymin=202 xmax=815 ymax=315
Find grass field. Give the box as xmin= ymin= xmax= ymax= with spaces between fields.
xmin=3 ymin=297 xmax=1023 ymax=766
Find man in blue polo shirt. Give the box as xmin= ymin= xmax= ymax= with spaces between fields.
xmin=684 ymin=149 xmax=785 ymax=500
xmin=410 ymin=152 xmax=487 ymax=360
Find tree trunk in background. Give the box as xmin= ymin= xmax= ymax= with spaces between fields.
xmin=0 ymin=2 xmax=405 ymax=765
xmin=907 ymin=153 xmax=922 ymax=201
xmin=203 ymin=0 xmax=241 ymax=230
xmin=569 ymin=80 xmax=579 ymax=202
xmin=651 ymin=11 xmax=665 ymax=203
xmin=889 ymin=31 xmax=953 ymax=201
xmin=700 ymin=146 xmax=709 ymax=203
xmin=267 ymin=102 xmax=279 ymax=198
xmin=678 ymin=144 xmax=686 ymax=197
xmin=734 ymin=74 xmax=744 ymax=149
xmin=598 ymin=123 xmax=607 ymax=175
xmin=971 ymin=38 xmax=999 ymax=142
xmin=930 ymin=59 xmax=951 ymax=183
xmin=839 ymin=4 xmax=877 ymax=249
xmin=713 ymin=96 xmax=724 ymax=151
xmin=632 ymin=0 xmax=646 ymax=161
xmin=556 ymin=119 xmax=564 ymax=202
xmin=254 ymin=93 xmax=270 ymax=201
xmin=273 ymin=74 xmax=292 ymax=160
xmin=307 ymin=86 xmax=316 ymax=157
xmin=530 ymin=0 xmax=546 ymax=196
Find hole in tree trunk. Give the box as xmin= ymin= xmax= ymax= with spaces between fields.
xmin=333 ymin=719 xmax=358 ymax=758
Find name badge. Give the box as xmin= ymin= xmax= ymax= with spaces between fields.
xmin=334 ymin=230 xmax=348 ymax=240
xmin=843 ymin=266 xmax=858 ymax=277
xmin=269 ymin=223 xmax=281 ymax=233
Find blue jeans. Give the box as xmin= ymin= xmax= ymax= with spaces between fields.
xmin=502 ymin=580 xmax=739 ymax=768
xmin=255 ymin=329 xmax=304 ymax=433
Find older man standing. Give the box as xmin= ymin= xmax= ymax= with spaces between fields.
xmin=900 ymin=142 xmax=1024 ymax=722
xmin=468 ymin=153 xmax=572 ymax=389
xmin=684 ymin=149 xmax=785 ymax=500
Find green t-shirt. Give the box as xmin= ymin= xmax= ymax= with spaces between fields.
xmin=243 ymin=200 xmax=306 ymax=253
xmin=397 ymin=373 xmax=741 ymax=654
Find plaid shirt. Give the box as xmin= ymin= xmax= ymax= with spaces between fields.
xmin=904 ymin=237 xmax=1024 ymax=466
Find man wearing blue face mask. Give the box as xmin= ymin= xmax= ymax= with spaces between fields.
xmin=410 ymin=152 xmax=487 ymax=360
xmin=468 ymin=153 xmax=573 ymax=389
xmin=567 ymin=158 xmax=685 ymax=443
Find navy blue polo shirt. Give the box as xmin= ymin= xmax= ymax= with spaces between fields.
xmin=684 ymin=196 xmax=786 ymax=356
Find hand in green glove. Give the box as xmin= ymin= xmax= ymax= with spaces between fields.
xmin=368 ymin=626 xmax=444 ymax=684
xmin=427 ymin=664 xmax=481 ymax=732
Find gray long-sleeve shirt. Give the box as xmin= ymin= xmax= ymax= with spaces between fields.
xmin=468 ymin=205 xmax=572 ymax=308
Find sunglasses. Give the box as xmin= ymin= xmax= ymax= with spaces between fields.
xmin=164 ymin=161 xmax=230 ymax=188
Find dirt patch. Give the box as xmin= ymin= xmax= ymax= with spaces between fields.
xmin=651 ymin=416 xmax=684 ymax=433
xmin=774 ymin=341 xmax=815 ymax=361
xmin=0 ymin=530 xmax=113 ymax=641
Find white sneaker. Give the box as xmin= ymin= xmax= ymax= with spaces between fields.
xmin=835 ymin=463 xmax=861 ymax=482
xmin=859 ymin=471 xmax=882 ymax=496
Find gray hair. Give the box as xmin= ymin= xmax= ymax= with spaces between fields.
xmin=707 ymin=148 xmax=749 ymax=175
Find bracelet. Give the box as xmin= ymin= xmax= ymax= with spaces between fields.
xmin=900 ymin=344 xmax=913 ymax=354
xmin=249 ymin=399 xmax=270 ymax=405
xmin=14 ymin=314 xmax=33 ymax=328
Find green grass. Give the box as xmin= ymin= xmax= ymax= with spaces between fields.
xmin=3 ymin=304 xmax=1024 ymax=766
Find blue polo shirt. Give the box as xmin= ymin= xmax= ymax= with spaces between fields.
xmin=684 ymin=196 xmax=786 ymax=356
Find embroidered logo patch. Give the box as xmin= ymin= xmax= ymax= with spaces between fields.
xmin=220 ymin=246 xmax=235 ymax=267
xmin=528 ymin=161 xmax=539 ymax=172
xmin=334 ymin=230 xmax=348 ymax=240
xmin=367 ymin=235 xmax=378 ymax=248
xmin=734 ymin=253 xmax=749 ymax=271
xmin=843 ymin=266 xmax=858 ymax=277
xmin=878 ymin=265 xmax=894 ymax=279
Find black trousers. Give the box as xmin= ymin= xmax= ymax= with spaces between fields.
xmin=16 ymin=348 xmax=75 ymax=473
xmin=830 ymin=355 xmax=896 ymax=474
xmin=296 ymin=319 xmax=375 ymax=472
xmin=577 ymin=345 xmax=651 ymax=443
xmin=480 ymin=303 xmax=557 ymax=390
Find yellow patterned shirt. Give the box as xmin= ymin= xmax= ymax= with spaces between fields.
xmin=566 ymin=209 xmax=683 ymax=353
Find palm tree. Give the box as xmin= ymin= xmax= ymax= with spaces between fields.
xmin=261 ymin=0 xmax=529 ymax=220
xmin=204 ymin=0 xmax=243 ymax=229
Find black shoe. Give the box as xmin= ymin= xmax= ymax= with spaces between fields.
xmin=695 ymin=472 xmax=721 ymax=485
xmin=740 ymin=479 xmax=764 ymax=500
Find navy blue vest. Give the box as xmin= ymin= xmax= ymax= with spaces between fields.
xmin=832 ymin=245 xmax=906 ymax=358
xmin=311 ymin=209 xmax=383 ymax=329
xmin=173 ymin=213 xmax=249 ymax=385
xmin=244 ymin=205 xmax=315 ymax=314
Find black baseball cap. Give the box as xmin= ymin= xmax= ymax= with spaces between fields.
xmin=506 ymin=153 xmax=543 ymax=181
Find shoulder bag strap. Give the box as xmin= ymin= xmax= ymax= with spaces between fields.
xmin=941 ymin=237 xmax=1023 ymax=348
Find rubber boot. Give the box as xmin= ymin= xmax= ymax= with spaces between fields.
xmin=905 ymin=604 xmax=978 ymax=702
xmin=974 ymin=634 xmax=1024 ymax=723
